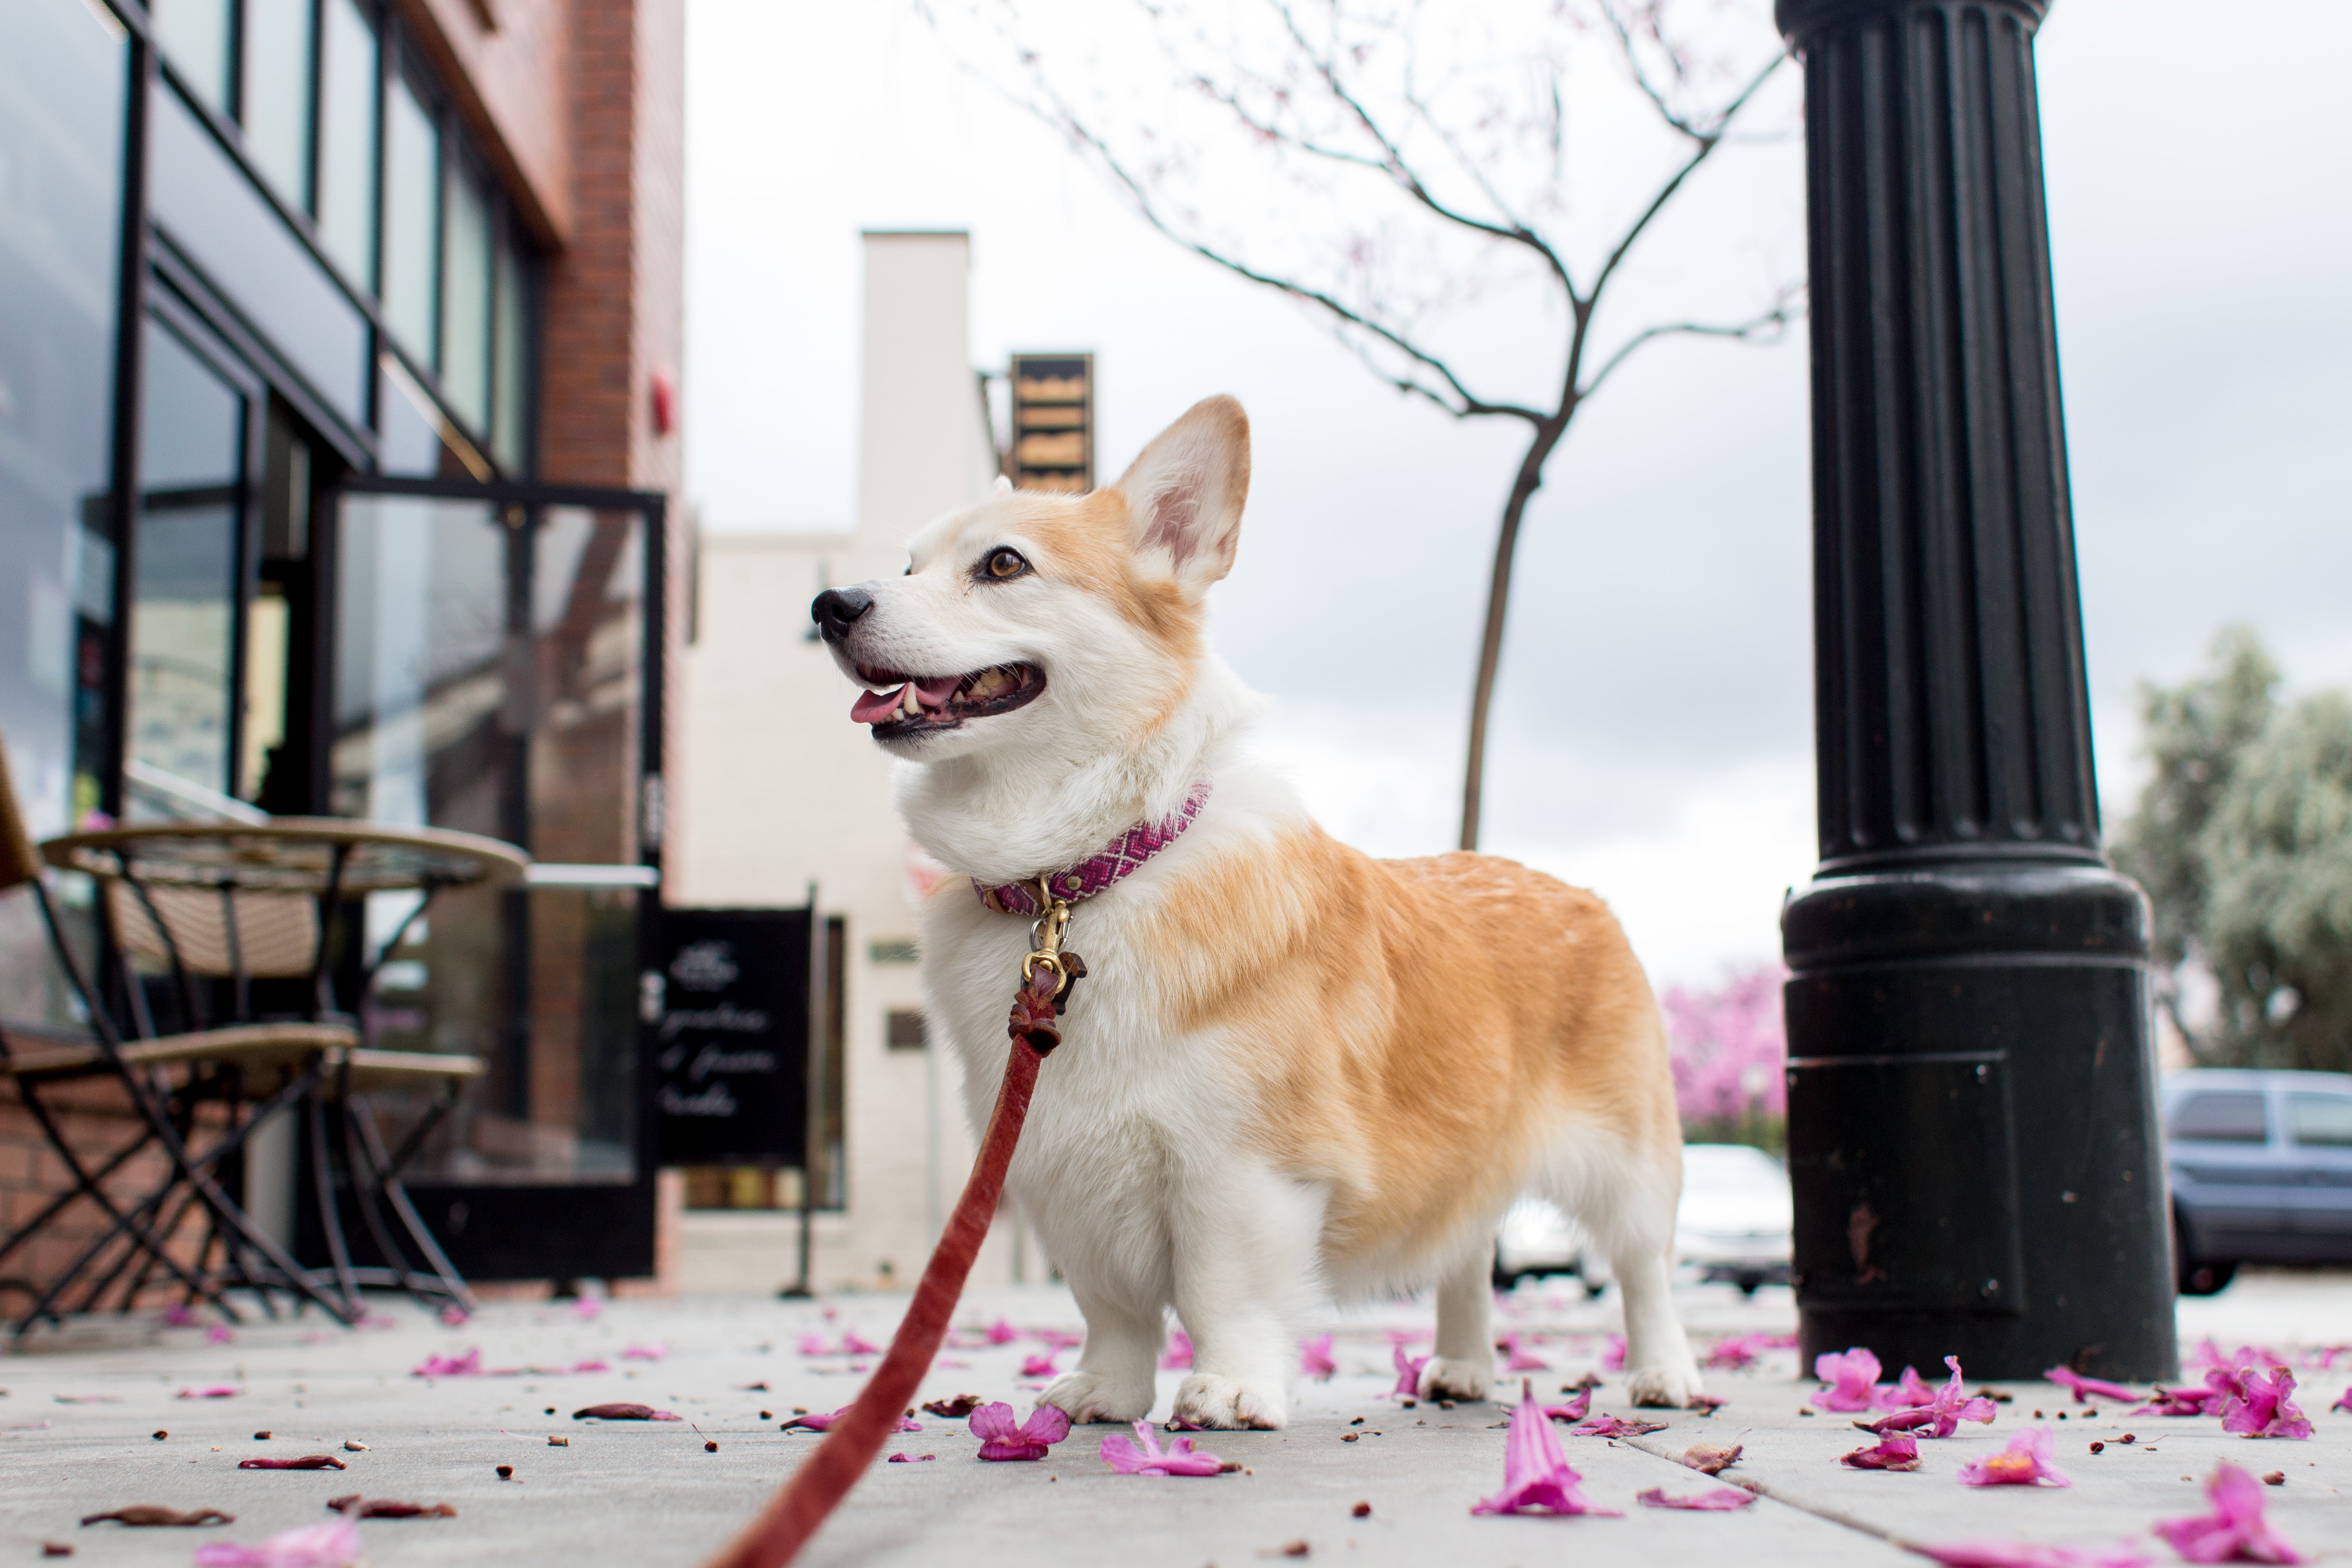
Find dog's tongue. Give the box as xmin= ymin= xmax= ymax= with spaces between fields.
xmin=850 ymin=686 xmax=904 ymax=725
xmin=851 ymin=676 xmax=965 ymax=726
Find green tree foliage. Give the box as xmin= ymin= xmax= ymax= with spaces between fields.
xmin=2116 ymin=627 xmax=2352 ymax=1072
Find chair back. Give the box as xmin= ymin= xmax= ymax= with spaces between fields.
xmin=105 ymin=881 xmax=322 ymax=979
xmin=0 ymin=730 xmax=44 ymax=896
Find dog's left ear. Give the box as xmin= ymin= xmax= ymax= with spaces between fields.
xmin=1111 ymin=396 xmax=1250 ymax=598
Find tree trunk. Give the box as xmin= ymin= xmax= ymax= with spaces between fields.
xmin=1458 ymin=419 xmax=1567 ymax=852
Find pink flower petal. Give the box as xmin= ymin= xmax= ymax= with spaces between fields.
xmin=1872 ymin=1358 xmax=1998 ymax=1439
xmin=206 ymin=1323 xmax=235 ymax=1344
xmin=1956 ymin=1427 xmax=2069 ymax=1488
xmin=1472 ymin=1381 xmax=1622 ymax=1516
xmin=175 ymin=1385 xmax=242 ymax=1399
xmin=985 ymin=1318 xmax=1019 ymax=1344
xmin=193 ymin=1518 xmax=363 ymax=1568
xmin=411 ymin=1349 xmax=483 ymax=1378
xmin=970 ymin=1401 xmax=1065 ymax=1460
xmin=1568 ymin=1414 xmax=1667 ymax=1438
xmin=796 ymin=1332 xmax=830 ymax=1356
xmin=1501 ymin=1333 xmax=1550 ymax=1372
xmin=1877 ymin=1365 xmax=1937 ymax=1410
xmin=1841 ymin=1436 xmax=1921 ymax=1470
xmin=2153 ymin=1463 xmax=2309 ymax=1564
xmin=1019 ymin=1353 xmax=1058 ymax=1379
xmin=1601 ymin=1334 xmax=1627 ymax=1372
xmin=2216 ymin=1367 xmax=2312 ymax=1440
xmin=1392 ymin=1343 xmax=1429 ymax=1400
xmin=1160 ymin=1329 xmax=1195 ymax=1370
xmin=1538 ymin=1388 xmax=1592 ymax=1423
xmin=620 ymin=1342 xmax=666 ymax=1362
xmin=1637 ymin=1486 xmax=1753 ymax=1510
xmin=1300 ymin=1334 xmax=1338 ymax=1380
xmin=1909 ymin=1539 xmax=2158 ymax=1568
xmin=2332 ymin=1385 xmax=2352 ymax=1416
xmin=2046 ymin=1366 xmax=2142 ymax=1404
xmin=1813 ymin=1347 xmax=1886 ymax=1411
xmin=1100 ymin=1421 xmax=1225 ymax=1476
xmin=840 ymin=1331 xmax=881 ymax=1356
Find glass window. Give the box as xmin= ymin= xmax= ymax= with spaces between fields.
xmin=491 ymin=232 xmax=530 ymax=473
xmin=381 ymin=65 xmax=441 ymax=368
xmin=129 ymin=318 xmax=247 ymax=805
xmin=440 ymin=153 xmax=492 ymax=432
xmin=0 ymin=0 xmax=127 ymax=846
xmin=314 ymin=0 xmax=377 ymax=286
xmin=2169 ymin=1091 xmax=2270 ymax=1144
xmin=151 ymin=0 xmax=234 ymax=118
xmin=2288 ymin=1093 xmax=2352 ymax=1149
xmin=238 ymin=0 xmax=315 ymax=209
xmin=147 ymin=83 xmax=370 ymax=423
xmin=332 ymin=495 xmax=649 ymax=1186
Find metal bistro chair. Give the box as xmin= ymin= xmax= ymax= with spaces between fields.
xmin=36 ymin=814 xmax=520 ymax=1325
xmin=0 ymin=739 xmax=352 ymax=1332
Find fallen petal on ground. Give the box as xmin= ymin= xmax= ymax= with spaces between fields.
xmin=1637 ymin=1486 xmax=1753 ymax=1511
xmin=192 ymin=1518 xmax=362 ymax=1568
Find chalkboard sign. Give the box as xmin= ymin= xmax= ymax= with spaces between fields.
xmin=652 ymin=908 xmax=809 ymax=1166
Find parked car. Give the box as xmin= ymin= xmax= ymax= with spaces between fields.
xmin=1493 ymin=1142 xmax=1793 ymax=1296
xmin=2165 ymin=1068 xmax=2352 ymax=1295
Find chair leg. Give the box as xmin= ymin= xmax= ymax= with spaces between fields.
xmin=350 ymin=1092 xmax=475 ymax=1312
xmin=305 ymin=1087 xmax=362 ymax=1319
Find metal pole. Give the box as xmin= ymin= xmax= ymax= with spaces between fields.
xmin=1777 ymin=0 xmax=2176 ymax=1380
xmin=783 ymin=883 xmax=820 ymax=1298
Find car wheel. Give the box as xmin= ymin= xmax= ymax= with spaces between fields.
xmin=2177 ymin=1259 xmax=2236 ymax=1297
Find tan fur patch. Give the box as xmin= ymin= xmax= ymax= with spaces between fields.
xmin=1141 ymin=830 xmax=1678 ymax=1274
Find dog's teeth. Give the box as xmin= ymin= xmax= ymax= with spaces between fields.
xmin=901 ymin=685 xmax=920 ymax=718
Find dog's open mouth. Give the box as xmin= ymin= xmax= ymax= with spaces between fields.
xmin=850 ymin=662 xmax=1046 ymax=735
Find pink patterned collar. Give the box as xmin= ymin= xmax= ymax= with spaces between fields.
xmin=972 ymin=781 xmax=1213 ymax=916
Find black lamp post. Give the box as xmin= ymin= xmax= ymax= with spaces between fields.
xmin=1776 ymin=0 xmax=2177 ymax=1382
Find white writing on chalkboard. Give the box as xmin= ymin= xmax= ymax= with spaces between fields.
xmin=657 ymin=1040 xmax=782 ymax=1082
xmin=660 ymin=1082 xmax=739 ymax=1117
xmin=656 ymin=1003 xmax=771 ymax=1042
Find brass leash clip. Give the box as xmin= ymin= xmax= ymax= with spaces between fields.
xmin=1019 ymin=876 xmax=1079 ymax=997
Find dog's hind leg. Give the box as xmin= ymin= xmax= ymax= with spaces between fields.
xmin=1420 ymin=1250 xmax=1495 ymax=1401
xmin=1542 ymin=1133 xmax=1703 ymax=1407
xmin=1038 ymin=1279 xmax=1162 ymax=1424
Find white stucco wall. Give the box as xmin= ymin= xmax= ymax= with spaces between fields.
xmin=671 ymin=231 xmax=1034 ymax=1293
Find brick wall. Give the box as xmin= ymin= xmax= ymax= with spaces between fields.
xmin=395 ymin=0 xmax=576 ymax=243
xmin=0 ymin=1080 xmax=226 ymax=1319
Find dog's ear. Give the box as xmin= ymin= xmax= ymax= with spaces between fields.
xmin=1111 ymin=396 xmax=1250 ymax=597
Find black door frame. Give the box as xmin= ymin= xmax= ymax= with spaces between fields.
xmin=308 ymin=472 xmax=669 ymax=1283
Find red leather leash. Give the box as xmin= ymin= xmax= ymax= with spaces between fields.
xmin=702 ymin=882 xmax=1082 ymax=1568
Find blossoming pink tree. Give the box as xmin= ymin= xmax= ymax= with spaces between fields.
xmin=1661 ymin=961 xmax=1787 ymax=1148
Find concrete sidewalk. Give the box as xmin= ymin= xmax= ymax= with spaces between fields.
xmin=2 ymin=1275 xmax=2346 ymax=1566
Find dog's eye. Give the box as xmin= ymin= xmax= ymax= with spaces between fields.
xmin=981 ymin=548 xmax=1029 ymax=581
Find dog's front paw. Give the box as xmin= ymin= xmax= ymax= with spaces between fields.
xmin=1037 ymin=1370 xmax=1154 ymax=1425
xmin=1418 ymin=1356 xmax=1493 ymax=1402
xmin=1172 ymin=1373 xmax=1286 ymax=1430
xmin=1625 ymin=1362 xmax=1706 ymax=1409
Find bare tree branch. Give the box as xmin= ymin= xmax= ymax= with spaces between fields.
xmin=1030 ymin=74 xmax=1547 ymax=424
xmin=1259 ymin=0 xmax=1580 ymax=298
xmin=1578 ymin=286 xmax=1803 ymax=400
xmin=914 ymin=0 xmax=1799 ymax=850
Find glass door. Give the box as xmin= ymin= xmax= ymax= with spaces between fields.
xmin=124 ymin=302 xmax=262 ymax=818
xmin=315 ymin=475 xmax=667 ymax=1281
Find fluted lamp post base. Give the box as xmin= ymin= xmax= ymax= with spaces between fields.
xmin=1776 ymin=0 xmax=2177 ymax=1382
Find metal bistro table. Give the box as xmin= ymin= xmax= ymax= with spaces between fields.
xmin=37 ymin=819 xmax=529 ymax=1323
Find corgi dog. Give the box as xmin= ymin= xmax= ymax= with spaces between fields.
xmin=811 ymin=396 xmax=1702 ymax=1428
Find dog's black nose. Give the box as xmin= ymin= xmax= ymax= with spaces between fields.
xmin=811 ymin=587 xmax=873 ymax=643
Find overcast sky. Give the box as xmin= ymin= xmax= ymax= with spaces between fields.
xmin=683 ymin=0 xmax=2352 ymax=990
